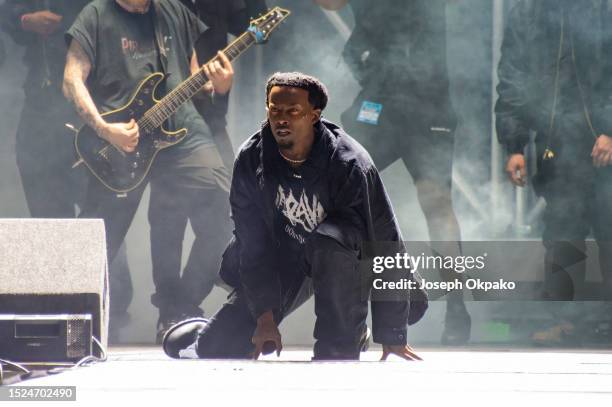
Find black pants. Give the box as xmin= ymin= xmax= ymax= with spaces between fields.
xmin=79 ymin=143 xmax=231 ymax=319
xmin=194 ymin=231 xmax=369 ymax=360
xmin=537 ymin=116 xmax=612 ymax=299
xmin=148 ymin=155 xmax=232 ymax=319
xmin=16 ymin=97 xmax=85 ymax=218
xmin=17 ymin=96 xmax=133 ymax=317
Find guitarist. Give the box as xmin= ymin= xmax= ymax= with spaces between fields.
xmin=63 ymin=0 xmax=234 ymax=342
xmin=144 ymin=0 xmax=268 ymax=342
xmin=0 ymin=0 xmax=132 ymax=342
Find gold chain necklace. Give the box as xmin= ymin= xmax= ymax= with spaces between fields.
xmin=278 ymin=150 xmax=307 ymax=164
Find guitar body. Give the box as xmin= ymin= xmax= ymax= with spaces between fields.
xmin=74 ymin=73 xmax=187 ymax=193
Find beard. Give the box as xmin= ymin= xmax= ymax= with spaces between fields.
xmin=276 ymin=137 xmax=294 ymax=150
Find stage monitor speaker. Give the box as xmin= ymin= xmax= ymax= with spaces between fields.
xmin=0 ymin=219 xmax=109 ymax=362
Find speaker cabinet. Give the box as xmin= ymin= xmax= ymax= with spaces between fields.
xmin=0 ymin=219 xmax=108 ymax=361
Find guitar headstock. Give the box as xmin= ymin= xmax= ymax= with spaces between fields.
xmin=248 ymin=7 xmax=291 ymax=44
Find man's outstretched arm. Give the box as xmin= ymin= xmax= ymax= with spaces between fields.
xmin=230 ymin=153 xmax=283 ymax=358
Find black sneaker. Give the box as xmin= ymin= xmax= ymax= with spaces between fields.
xmin=156 ymin=317 xmax=180 ymax=345
xmin=156 ymin=304 xmax=204 ymax=345
xmin=441 ymin=305 xmax=471 ymax=346
xmin=161 ymin=317 xmax=209 ymax=358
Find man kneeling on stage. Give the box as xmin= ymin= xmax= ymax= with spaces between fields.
xmin=162 ymin=72 xmax=425 ymax=361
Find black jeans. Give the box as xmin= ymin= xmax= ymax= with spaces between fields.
xmin=79 ymin=143 xmax=230 ymax=319
xmin=148 ymin=157 xmax=232 ymax=319
xmin=194 ymin=230 xmax=369 ymax=360
xmin=537 ymin=116 xmax=612 ymax=299
xmin=16 ymin=97 xmax=84 ymax=218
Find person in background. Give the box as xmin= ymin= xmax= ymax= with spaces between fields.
xmin=496 ymin=0 xmax=612 ymax=343
xmin=63 ymin=0 xmax=235 ymax=344
xmin=314 ymin=0 xmax=471 ymax=345
xmin=0 ymin=0 xmax=132 ymax=342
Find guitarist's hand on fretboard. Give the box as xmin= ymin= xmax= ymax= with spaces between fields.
xmin=99 ymin=119 xmax=140 ymax=153
xmin=201 ymin=51 xmax=234 ymax=95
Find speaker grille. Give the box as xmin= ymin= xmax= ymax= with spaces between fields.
xmin=66 ymin=317 xmax=89 ymax=359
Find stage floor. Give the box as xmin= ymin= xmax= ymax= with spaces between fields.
xmin=5 ymin=346 xmax=612 ymax=405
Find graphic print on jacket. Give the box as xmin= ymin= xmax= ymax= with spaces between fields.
xmin=275 ymin=176 xmax=326 ymax=247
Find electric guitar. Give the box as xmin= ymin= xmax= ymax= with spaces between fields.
xmin=73 ymin=7 xmax=290 ymax=193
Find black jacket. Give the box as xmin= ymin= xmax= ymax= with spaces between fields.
xmin=0 ymin=0 xmax=90 ymax=100
xmin=496 ymin=0 xmax=612 ymax=153
xmin=177 ymin=0 xmax=267 ymax=131
xmin=225 ymin=119 xmax=427 ymax=345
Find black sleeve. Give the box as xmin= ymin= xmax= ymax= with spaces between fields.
xmin=494 ymin=2 xmax=533 ymax=155
xmin=0 ymin=1 xmax=36 ymax=45
xmin=230 ymin=149 xmax=281 ymax=319
xmin=591 ymin=3 xmax=612 ymax=136
xmin=316 ymin=164 xmax=367 ymax=249
xmin=171 ymin=0 xmax=208 ymax=57
xmin=64 ymin=3 xmax=98 ymax=66
xmin=364 ymin=167 xmax=410 ymax=346
xmin=321 ymin=162 xmax=409 ymax=346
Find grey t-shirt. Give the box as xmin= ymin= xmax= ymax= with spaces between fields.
xmin=66 ymin=0 xmax=214 ymax=152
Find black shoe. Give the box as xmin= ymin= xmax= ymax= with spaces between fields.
xmin=161 ymin=317 xmax=209 ymax=358
xmin=156 ymin=318 xmax=178 ymax=345
xmin=441 ymin=305 xmax=471 ymax=346
xmin=156 ymin=305 xmax=204 ymax=345
xmin=359 ymin=326 xmax=371 ymax=352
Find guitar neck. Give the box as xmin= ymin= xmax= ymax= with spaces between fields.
xmin=140 ymin=31 xmax=256 ymax=129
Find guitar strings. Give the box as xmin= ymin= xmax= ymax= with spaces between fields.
xmin=141 ymin=12 xmax=282 ymax=128
xmin=143 ymin=31 xmax=254 ymax=129
xmin=102 ymin=26 xmax=260 ymax=156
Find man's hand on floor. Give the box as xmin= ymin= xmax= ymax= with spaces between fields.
xmin=381 ymin=344 xmax=422 ymax=361
xmin=252 ymin=310 xmax=283 ymax=359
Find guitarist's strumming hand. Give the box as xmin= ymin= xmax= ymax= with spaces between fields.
xmin=100 ymin=119 xmax=139 ymax=153
xmin=202 ymin=51 xmax=234 ymax=95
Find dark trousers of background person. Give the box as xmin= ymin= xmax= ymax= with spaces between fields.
xmin=535 ymin=113 xmax=612 ymax=301
xmin=148 ymin=145 xmax=232 ymax=324
xmin=79 ymin=143 xmax=231 ymax=330
xmin=194 ymin=227 xmax=369 ymax=360
xmin=340 ymin=93 xmax=470 ymax=345
xmin=16 ymin=94 xmax=133 ymax=330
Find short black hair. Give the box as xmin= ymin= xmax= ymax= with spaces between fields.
xmin=265 ymin=72 xmax=329 ymax=111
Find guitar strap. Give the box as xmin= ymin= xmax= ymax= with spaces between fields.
xmin=151 ymin=0 xmax=169 ymax=75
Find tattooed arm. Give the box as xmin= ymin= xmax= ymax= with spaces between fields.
xmin=63 ymin=39 xmax=139 ymax=153
xmin=63 ymin=39 xmax=104 ymax=135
